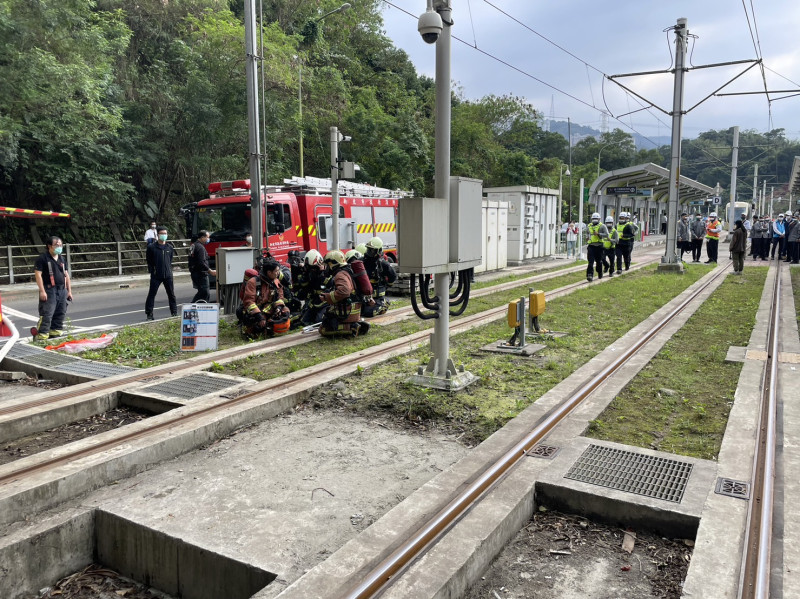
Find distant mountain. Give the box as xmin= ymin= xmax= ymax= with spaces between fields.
xmin=545 ymin=120 xmax=671 ymax=151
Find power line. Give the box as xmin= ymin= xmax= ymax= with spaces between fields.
xmin=381 ymin=1 xmax=663 ymax=148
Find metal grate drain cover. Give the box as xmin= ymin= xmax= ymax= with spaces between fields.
xmin=56 ymin=361 xmax=135 ymax=378
xmin=20 ymin=352 xmax=79 ymax=368
xmin=715 ymin=477 xmax=750 ymax=500
xmin=564 ymin=444 xmax=693 ymax=503
xmin=6 ymin=343 xmax=46 ymax=359
xmin=526 ymin=444 xmax=561 ymax=459
xmin=141 ymin=373 xmax=242 ymax=400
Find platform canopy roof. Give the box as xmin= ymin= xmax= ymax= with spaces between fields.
xmin=789 ymin=156 xmax=800 ymax=196
xmin=588 ymin=163 xmax=714 ymax=204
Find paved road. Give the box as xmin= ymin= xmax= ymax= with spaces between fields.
xmin=3 ymin=279 xmax=205 ymax=337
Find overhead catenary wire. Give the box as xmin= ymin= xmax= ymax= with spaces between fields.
xmin=381 ymin=1 xmax=664 ymax=148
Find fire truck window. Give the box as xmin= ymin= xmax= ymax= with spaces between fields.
xmin=317 ymin=216 xmax=328 ymax=241
xmin=281 ymin=204 xmax=292 ymax=230
xmin=339 ymin=206 xmax=345 ymax=218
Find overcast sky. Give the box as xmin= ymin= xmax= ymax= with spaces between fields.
xmin=379 ymin=1 xmax=800 ymax=146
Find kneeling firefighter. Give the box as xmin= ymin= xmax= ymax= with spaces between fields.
xmin=318 ymin=250 xmax=370 ymax=337
xmin=240 ymin=260 xmax=291 ymax=338
xmin=362 ymin=237 xmax=396 ymax=317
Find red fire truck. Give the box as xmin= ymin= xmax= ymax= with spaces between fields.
xmin=182 ymin=177 xmax=405 ymax=267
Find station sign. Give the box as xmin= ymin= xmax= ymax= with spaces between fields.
xmin=607 ymin=186 xmax=637 ymax=194
xmin=712 ymin=196 xmax=721 ymax=205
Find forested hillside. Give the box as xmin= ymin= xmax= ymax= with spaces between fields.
xmin=1 ymin=0 xmax=797 ymax=242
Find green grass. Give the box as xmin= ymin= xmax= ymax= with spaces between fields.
xmin=322 ymin=264 xmax=715 ymax=445
xmin=586 ymin=267 xmax=768 ymax=460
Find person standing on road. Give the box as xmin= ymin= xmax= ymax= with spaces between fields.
xmin=144 ymin=221 xmax=158 ymax=245
xmin=614 ymin=212 xmax=636 ymax=273
xmin=566 ymin=221 xmax=578 ymax=258
xmin=704 ymin=212 xmax=722 ymax=264
xmin=771 ymin=213 xmax=786 ymax=260
xmin=753 ymin=215 xmax=771 ymax=261
xmin=33 ymin=236 xmax=73 ymax=341
xmin=661 ymin=212 xmax=667 ymax=235
xmin=145 ymin=226 xmax=177 ymax=320
xmin=602 ymin=216 xmax=618 ymax=277
xmin=677 ymin=212 xmax=691 ymax=262
xmin=188 ymin=230 xmax=217 ymax=303
xmin=729 ymin=220 xmax=747 ymax=275
xmin=586 ymin=213 xmax=609 ymax=282
xmin=690 ymin=213 xmax=705 ymax=263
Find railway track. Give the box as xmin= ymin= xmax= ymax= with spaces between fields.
xmin=0 ymin=258 xmax=659 ymax=420
xmin=738 ymin=260 xmax=782 ymax=599
xmin=338 ymin=260 xmax=736 ymax=598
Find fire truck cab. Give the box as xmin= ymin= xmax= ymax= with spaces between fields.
xmin=184 ymin=177 xmax=405 ymax=267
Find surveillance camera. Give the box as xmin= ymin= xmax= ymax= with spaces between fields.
xmin=418 ymin=9 xmax=443 ymax=44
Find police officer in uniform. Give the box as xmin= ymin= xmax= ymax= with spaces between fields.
xmin=586 ymin=213 xmax=609 ymax=282
xmin=614 ymin=212 xmax=636 ymax=274
xmin=602 ymin=215 xmax=619 ymax=277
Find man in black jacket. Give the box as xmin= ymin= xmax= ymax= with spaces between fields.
xmin=189 ymin=230 xmax=217 ymax=303
xmin=145 ymin=226 xmax=177 ymax=320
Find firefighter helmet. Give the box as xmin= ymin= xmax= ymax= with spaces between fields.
xmin=345 ymin=249 xmax=363 ymax=262
xmin=366 ymin=237 xmax=383 ymax=250
xmin=355 ymin=243 xmax=367 ymax=254
xmin=324 ymin=250 xmax=347 ymax=267
xmin=304 ymin=249 xmax=324 ymax=268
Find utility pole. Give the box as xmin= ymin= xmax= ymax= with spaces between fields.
xmin=578 ymin=177 xmax=585 ymax=260
xmin=728 ymin=126 xmax=739 ymax=234
xmin=568 ymin=117 xmax=573 ymax=220
xmin=762 ymin=180 xmax=767 ymax=217
xmin=752 ymin=164 xmax=758 ymax=216
xmin=244 ymin=0 xmax=264 ymax=251
xmin=658 ymin=17 xmax=688 ymax=273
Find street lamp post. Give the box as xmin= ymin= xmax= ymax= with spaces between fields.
xmin=297 ymin=3 xmax=350 ymax=178
xmin=558 ymin=163 xmax=570 ymax=253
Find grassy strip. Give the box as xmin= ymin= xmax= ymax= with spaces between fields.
xmin=51 ymin=261 xmax=583 ymax=368
xmin=586 ymin=267 xmax=768 ymax=460
xmin=793 ymin=267 xmax=800 ymax=329
xmin=69 ymin=264 xmax=592 ymax=369
xmin=310 ymin=264 xmax=714 ymax=445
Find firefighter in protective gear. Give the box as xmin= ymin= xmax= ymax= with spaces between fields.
xmin=705 ymin=212 xmax=722 ymax=264
xmin=319 ymin=251 xmax=369 ymax=337
xmin=602 ymin=215 xmax=619 ymax=277
xmin=240 ymin=260 xmax=290 ymax=338
xmin=362 ymin=237 xmax=396 ymax=317
xmin=586 ymin=213 xmax=609 ymax=282
xmin=345 ymin=249 xmax=375 ymax=312
xmin=291 ymin=249 xmax=329 ymax=326
xmin=615 ymin=212 xmax=636 ymax=273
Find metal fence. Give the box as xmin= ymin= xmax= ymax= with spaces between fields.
xmin=0 ymin=240 xmax=193 ymax=285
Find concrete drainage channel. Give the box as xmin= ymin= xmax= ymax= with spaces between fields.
xmin=2 ymin=508 xmax=275 ymax=599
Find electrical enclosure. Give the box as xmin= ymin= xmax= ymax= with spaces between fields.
xmin=216 ymin=247 xmax=256 ymax=285
xmin=449 ymin=176 xmax=483 ymax=269
xmin=397 ymin=197 xmax=450 ymax=274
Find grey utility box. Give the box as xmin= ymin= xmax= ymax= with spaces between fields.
xmin=216 ymin=247 xmax=256 ymax=285
xmin=449 ymin=176 xmax=483 ymax=269
xmin=398 ymin=196 xmax=450 ymax=274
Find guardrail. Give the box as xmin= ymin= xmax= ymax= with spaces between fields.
xmin=0 ymin=240 xmax=193 ymax=285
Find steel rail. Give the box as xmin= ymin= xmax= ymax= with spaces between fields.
xmin=343 ymin=263 xmax=732 ymax=599
xmin=738 ymin=261 xmax=781 ymax=599
xmin=0 ymin=274 xmax=600 ymax=487
xmin=1 ymin=258 xmax=623 ymax=418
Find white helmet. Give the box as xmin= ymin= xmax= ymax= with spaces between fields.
xmin=591 ymin=212 xmax=601 ymax=220
xmin=605 ymin=216 xmax=614 ymax=223
xmin=304 ymin=249 xmax=324 ymax=268
xmin=710 ymin=212 xmax=717 ymax=218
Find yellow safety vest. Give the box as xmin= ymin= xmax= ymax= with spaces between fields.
xmin=588 ymin=224 xmax=602 ymax=244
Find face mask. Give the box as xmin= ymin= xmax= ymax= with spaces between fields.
xmin=591 ymin=219 xmax=599 ymax=224
xmin=202 ymin=238 xmax=209 ymax=245
xmin=151 ymin=225 xmax=157 ymax=230
xmin=54 ymin=246 xmax=63 ymax=255
xmin=158 ymin=234 xmax=168 ymax=242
